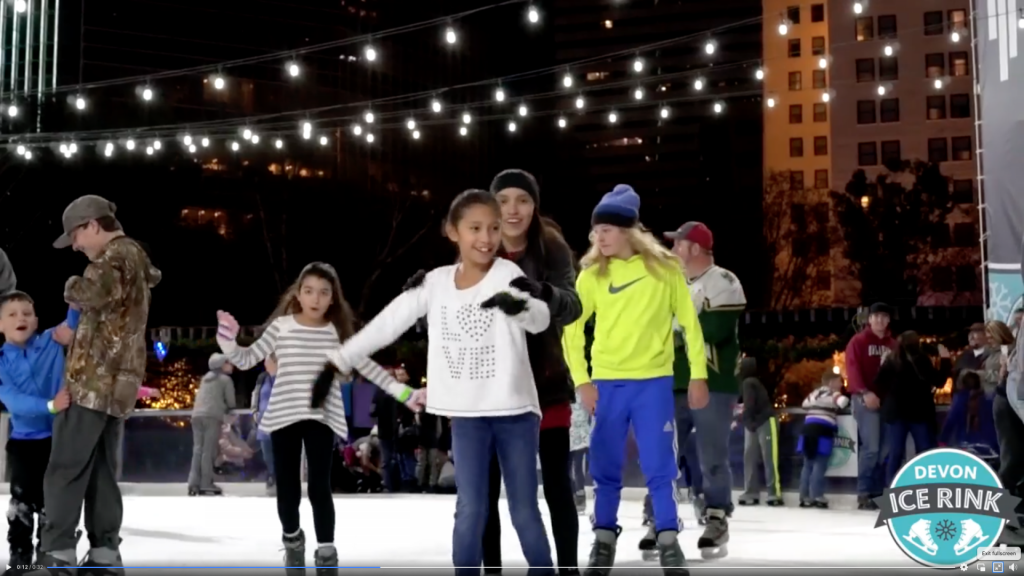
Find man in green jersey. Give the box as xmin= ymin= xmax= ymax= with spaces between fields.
xmin=641 ymin=222 xmax=746 ymax=561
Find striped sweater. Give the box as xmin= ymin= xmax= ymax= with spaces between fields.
xmin=218 ymin=315 xmax=412 ymax=438
xmin=801 ymin=385 xmax=850 ymax=426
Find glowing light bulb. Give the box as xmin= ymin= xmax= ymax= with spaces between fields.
xmin=69 ymin=143 xmax=77 ymax=154
xmin=934 ymin=78 xmax=943 ymax=89
xmin=22 ymin=150 xmax=30 ymax=160
xmin=527 ymin=5 xmax=539 ymax=23
xmin=495 ymin=88 xmax=505 ymax=102
xmin=126 ymin=139 xmax=136 ymax=150
xmin=659 ymin=107 xmax=670 ymax=119
xmin=250 ymin=135 xmax=259 ymax=144
xmin=320 ymin=135 xmax=328 ymax=146
xmin=364 ymin=46 xmax=377 ymax=61
xmin=7 ymin=105 xmax=16 ymax=117
xmin=633 ymin=58 xmax=643 ymax=72
xmin=74 ymin=96 xmax=86 ymax=110
xmin=575 ymin=96 xmax=585 ymax=109
xmin=142 ymin=87 xmax=153 ymax=101
xmin=364 ymin=111 xmax=375 ymax=123
xmin=508 ymin=121 xmax=517 ymax=132
xmin=243 ymin=129 xmax=252 ymax=140
xmin=14 ymin=0 xmax=26 ymax=13
xmin=431 ymin=99 xmax=442 ymax=113
xmin=608 ymin=112 xmax=618 ymax=123
xmin=462 ymin=112 xmax=471 ymax=124
xmin=713 ymin=101 xmax=724 ymax=114
xmin=951 ymin=30 xmax=961 ymax=42
xmin=557 ymin=117 xmax=567 ymax=128
xmin=201 ymin=137 xmax=210 ymax=147
xmin=275 ymin=139 xmax=283 ymax=149
xmin=445 ymin=27 xmax=457 ymax=44
xmin=231 ymin=141 xmax=239 ymax=151
xmin=15 ymin=145 xmax=24 ymax=155
xmin=756 ymin=68 xmax=765 ymax=80
xmin=288 ymin=62 xmax=300 ymax=77
xmin=562 ymin=74 xmax=573 ymax=88
xmin=406 ymin=119 xmax=416 ymax=130
xmin=633 ymin=87 xmax=644 ymax=100
xmin=778 ymin=22 xmax=789 ymax=35
xmin=213 ymin=76 xmax=225 ymax=90
xmin=153 ymin=140 xmax=162 ymax=150
xmin=694 ymin=78 xmax=704 ymax=91
xmin=877 ymin=85 xmax=886 ymax=95
xmin=767 ymin=97 xmax=776 ymax=108
xmin=1019 ymin=14 xmax=1024 ymax=29
xmin=412 ymin=130 xmax=421 ymax=140
xmin=884 ymin=45 xmax=894 ymax=57
xmin=188 ymin=144 xmax=197 ymax=153
xmin=819 ymin=57 xmax=828 ymax=69
xmin=146 ymin=146 xmax=154 ymax=155
xmin=459 ymin=126 xmax=468 ymax=136
xmin=353 ymin=124 xmax=363 ymax=136
xmin=518 ymin=104 xmax=528 ymax=117
xmin=704 ymin=41 xmax=715 ymax=55
xmin=822 ymin=92 xmax=831 ymax=102
xmin=366 ymin=133 xmax=375 ymax=143
xmin=183 ymin=134 xmax=193 ymax=146
xmin=853 ymin=2 xmax=863 ymax=14
xmin=104 ymin=146 xmax=113 ymax=157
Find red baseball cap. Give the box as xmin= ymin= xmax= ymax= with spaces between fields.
xmin=664 ymin=222 xmax=713 ymax=251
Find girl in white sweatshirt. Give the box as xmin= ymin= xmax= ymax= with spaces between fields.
xmin=320 ymin=190 xmax=556 ymax=575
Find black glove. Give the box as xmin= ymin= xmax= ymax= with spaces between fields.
xmin=311 ymin=362 xmax=339 ymax=409
xmin=509 ymin=275 xmax=545 ymax=299
xmin=402 ymin=269 xmax=427 ymax=292
xmin=480 ymin=292 xmax=528 ymax=316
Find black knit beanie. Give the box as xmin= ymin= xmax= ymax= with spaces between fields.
xmin=489 ymin=169 xmax=540 ymax=208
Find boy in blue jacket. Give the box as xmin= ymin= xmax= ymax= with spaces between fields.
xmin=0 ymin=291 xmax=79 ymax=573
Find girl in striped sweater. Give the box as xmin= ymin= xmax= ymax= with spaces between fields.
xmin=797 ymin=372 xmax=850 ymax=508
xmin=216 ymin=262 xmax=424 ymax=575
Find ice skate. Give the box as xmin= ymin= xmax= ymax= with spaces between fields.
xmin=697 ymin=508 xmax=729 ymax=560
xmin=282 ymin=529 xmax=306 ymax=576
xmin=314 ymin=544 xmax=339 ymax=576
xmin=656 ymin=530 xmax=689 ymax=576
xmin=766 ymin=496 xmax=784 ymax=507
xmin=188 ymin=484 xmax=223 ymax=496
xmin=78 ymin=547 xmax=125 ymax=576
xmin=857 ymin=495 xmax=879 ymax=511
xmin=798 ymin=499 xmax=814 ymax=508
xmin=812 ymin=500 xmax=828 ymax=509
xmin=902 ymin=519 xmax=939 ymax=557
xmin=583 ymin=528 xmax=619 ymax=576
xmin=953 ymin=519 xmax=986 ymax=556
xmin=737 ymin=494 xmax=759 ymax=506
xmin=638 ymin=524 xmax=658 ymax=562
xmin=692 ymin=495 xmax=708 ymax=526
xmin=575 ymin=490 xmax=587 ymax=514
xmin=35 ymin=550 xmax=76 ymax=576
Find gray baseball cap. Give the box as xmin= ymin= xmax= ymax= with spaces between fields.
xmin=53 ymin=195 xmax=119 ymax=249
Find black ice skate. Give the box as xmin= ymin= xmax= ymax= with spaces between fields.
xmin=813 ymin=500 xmax=829 ymax=509
xmin=737 ymin=495 xmax=759 ymax=506
xmin=638 ymin=525 xmax=658 ymax=561
xmin=583 ymin=527 xmax=620 ymax=576
xmin=799 ymin=499 xmax=814 ymax=508
xmin=78 ymin=546 xmax=124 ymax=576
xmin=35 ymin=550 xmax=76 ymax=576
xmin=656 ymin=530 xmax=689 ymax=576
xmin=574 ymin=491 xmax=587 ymax=514
xmin=282 ymin=529 xmax=306 ymax=576
xmin=697 ymin=508 xmax=729 ymax=560
xmin=766 ymin=496 xmax=784 ymax=507
xmin=857 ymin=495 xmax=879 ymax=511
xmin=188 ymin=484 xmax=224 ymax=497
xmin=314 ymin=544 xmax=339 ymax=576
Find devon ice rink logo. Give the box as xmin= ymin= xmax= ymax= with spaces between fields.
xmin=874 ymin=448 xmax=1021 ymax=568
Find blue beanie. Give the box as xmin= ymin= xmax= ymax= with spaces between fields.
xmin=591 ymin=184 xmax=640 ymax=228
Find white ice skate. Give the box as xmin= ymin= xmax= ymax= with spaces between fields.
xmin=902 ymin=519 xmax=939 ymax=556
xmin=954 ymin=519 xmax=987 ymax=556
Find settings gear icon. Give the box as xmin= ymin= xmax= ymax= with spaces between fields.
xmin=935 ymin=518 xmax=958 ymax=541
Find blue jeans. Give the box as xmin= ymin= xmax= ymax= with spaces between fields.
xmin=685 ymin=391 xmax=736 ymax=511
xmin=852 ymin=395 xmax=887 ymax=497
xmin=379 ymin=437 xmax=398 ymax=492
xmin=592 ymin=377 xmax=681 ymax=533
xmin=260 ymin=437 xmax=274 ymax=479
xmin=799 ymin=453 xmax=829 ymax=501
xmin=885 ymin=421 xmax=935 ymax=486
xmin=450 ymin=413 xmax=553 ymax=576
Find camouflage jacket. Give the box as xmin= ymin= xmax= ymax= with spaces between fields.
xmin=64 ymin=236 xmax=161 ymax=417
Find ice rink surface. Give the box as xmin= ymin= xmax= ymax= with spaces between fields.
xmin=0 ymin=492 xmax=921 ymax=574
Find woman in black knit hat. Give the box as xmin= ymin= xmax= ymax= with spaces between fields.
xmin=483 ymin=169 xmax=582 ymax=574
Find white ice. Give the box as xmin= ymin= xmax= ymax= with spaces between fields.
xmin=0 ymin=490 xmax=917 ymax=570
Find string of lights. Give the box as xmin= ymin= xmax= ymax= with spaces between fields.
xmin=2 ymin=2 xmax=1019 ymax=160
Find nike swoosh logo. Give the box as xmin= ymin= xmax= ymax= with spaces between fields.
xmin=608 ymin=277 xmax=645 ymax=294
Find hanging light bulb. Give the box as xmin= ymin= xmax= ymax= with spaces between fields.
xmin=694 ymin=78 xmax=704 ymax=91
xmin=821 ymin=92 xmax=831 ymax=102
xmin=142 ymin=86 xmax=153 ymax=101
xmin=412 ymin=130 xmax=421 ymax=140
xmin=288 ymin=62 xmax=300 ymax=77
xmin=68 ymin=143 xmax=77 ymax=154
xmin=104 ymin=143 xmax=113 ymax=157
xmin=557 ymin=117 xmax=567 ymax=128
xmin=364 ymin=45 xmax=377 ymax=61
xmin=364 ymin=111 xmax=375 ymax=123
xmin=406 ymin=119 xmax=416 ymax=130
xmin=608 ymin=111 xmax=618 ymax=123
xmin=778 ymin=20 xmax=789 ymax=35
xmin=704 ymin=40 xmax=716 ymax=55
xmin=853 ymin=2 xmax=863 ymax=14
xmin=201 ymin=137 xmax=210 ymax=147
xmin=1019 ymin=9 xmax=1024 ymax=29
xmin=14 ymin=0 xmax=26 ymax=13
xmin=431 ymin=98 xmax=442 ymax=113
xmin=213 ymin=75 xmax=225 ymax=90
xmin=7 ymin=104 xmax=16 ymax=117
xmin=301 ymin=121 xmax=312 ymax=139
xmin=366 ymin=133 xmax=375 ymax=143
xmin=659 ymin=107 xmax=670 ymax=119
xmin=243 ymin=128 xmax=253 ymax=141
xmin=756 ymin=68 xmax=765 ymax=80
xmin=818 ymin=57 xmax=828 ymax=69
xmin=230 ymin=141 xmax=240 ymax=151
xmin=632 ymin=57 xmax=644 ymax=72
xmin=877 ymin=84 xmax=886 ymax=95
xmin=153 ymin=140 xmax=162 ymax=150
xmin=125 ymin=139 xmax=136 ymax=150
xmin=74 ymin=95 xmax=86 ymax=110
xmin=508 ymin=121 xmax=517 ymax=132
xmin=459 ymin=126 xmax=468 ymax=136
xmin=633 ymin=87 xmax=644 ymax=100
xmin=445 ymin=27 xmax=457 ymax=44
xmin=527 ymin=4 xmax=539 ymax=24
xmin=713 ymin=101 xmax=724 ymax=114
xmin=767 ymin=97 xmax=776 ymax=108
xmin=59 ymin=143 xmax=67 ymax=154
xmin=462 ymin=112 xmax=472 ymax=124
xmin=353 ymin=124 xmax=363 ymax=136
xmin=575 ymin=95 xmax=585 ymax=109
xmin=250 ymin=135 xmax=260 ymax=144
xmin=15 ymin=145 xmax=24 ymax=155
xmin=518 ymin=104 xmax=528 ymax=117
xmin=22 ymin=150 xmax=30 ymax=160
xmin=188 ymin=144 xmax=197 ymax=153
xmin=883 ymin=44 xmax=894 ymax=57
xmin=320 ymin=135 xmax=329 ymax=146
xmin=183 ymin=134 xmax=193 ymax=146
xmin=562 ymin=73 xmax=573 ymax=88
xmin=146 ymin=146 xmax=154 ymax=155
xmin=951 ymin=30 xmax=961 ymax=42
xmin=934 ymin=78 xmax=944 ymax=89
xmin=275 ymin=138 xmax=283 ymax=149
xmin=495 ymin=88 xmax=506 ymax=102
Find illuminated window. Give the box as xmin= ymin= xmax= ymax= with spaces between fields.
xmin=603 ymin=19 xmax=613 ymax=29
xmin=587 ymin=71 xmax=610 ymax=81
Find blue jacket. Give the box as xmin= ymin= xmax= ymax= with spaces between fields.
xmin=0 ymin=307 xmax=80 ymax=440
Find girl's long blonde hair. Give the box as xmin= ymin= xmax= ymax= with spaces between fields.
xmin=580 ymin=225 xmax=680 ymax=279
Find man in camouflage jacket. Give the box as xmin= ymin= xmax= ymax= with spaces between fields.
xmin=38 ymin=195 xmax=161 ymax=573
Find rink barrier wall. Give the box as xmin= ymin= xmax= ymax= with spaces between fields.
xmin=0 ymin=405 xmax=957 ymax=498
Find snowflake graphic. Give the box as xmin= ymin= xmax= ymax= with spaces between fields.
xmin=988 ymin=281 xmax=1018 ymax=321
xmin=935 ymin=518 xmax=958 ymax=541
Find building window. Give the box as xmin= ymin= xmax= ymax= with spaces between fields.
xmin=857 ymin=100 xmax=877 ymax=124
xmin=856 ymin=17 xmax=874 ymax=41
xmin=790 ymin=104 xmax=803 ymax=123
xmin=813 ymin=69 xmax=827 ymax=89
xmin=811 ymin=4 xmax=825 ymax=22
xmin=880 ymin=98 xmax=900 ymax=123
xmin=791 ymin=203 xmax=807 ymax=227
xmin=787 ymin=5 xmax=800 ymax=24
xmin=815 ymin=270 xmax=833 ymax=291
xmin=789 ymin=71 xmax=802 ymax=90
xmin=948 ymin=9 xmax=967 ymax=32
xmin=813 ymin=102 xmax=828 ymax=122
xmin=924 ymin=11 xmax=944 ymax=35
xmin=790 ymin=170 xmax=805 ymax=190
xmin=932 ymin=223 xmax=952 ymax=248
xmin=814 ymin=136 xmax=828 ymax=156
xmin=812 ymin=36 xmax=826 ymax=55
xmin=932 ymin=267 xmax=955 ymax=292
xmin=790 ymin=137 xmax=804 ymax=157
xmin=881 ymin=140 xmax=902 ymax=164
xmin=952 ymin=135 xmax=973 ymax=160
xmin=788 ymin=39 xmax=802 ymax=58
xmin=956 ymin=265 xmax=978 ymax=292
xmin=858 ymin=142 xmax=878 ymax=166
xmin=950 ymin=52 xmax=970 ymax=76
xmin=877 ymin=14 xmax=897 ymax=38
xmin=856 ymin=58 xmax=875 ymax=82
xmin=925 ymin=53 xmax=946 ymax=78
xmin=814 ymin=169 xmax=829 ymax=189
xmin=928 ymin=137 xmax=949 ymax=163
xmin=879 ymin=57 xmax=899 ymax=81
xmin=586 ymin=71 xmax=609 ymax=81
xmin=927 ymin=95 xmax=947 ymax=120
xmin=952 ymin=179 xmax=974 ymax=204
xmin=953 ymin=222 xmax=978 ymax=248
xmin=950 ymin=94 xmax=971 ymax=118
